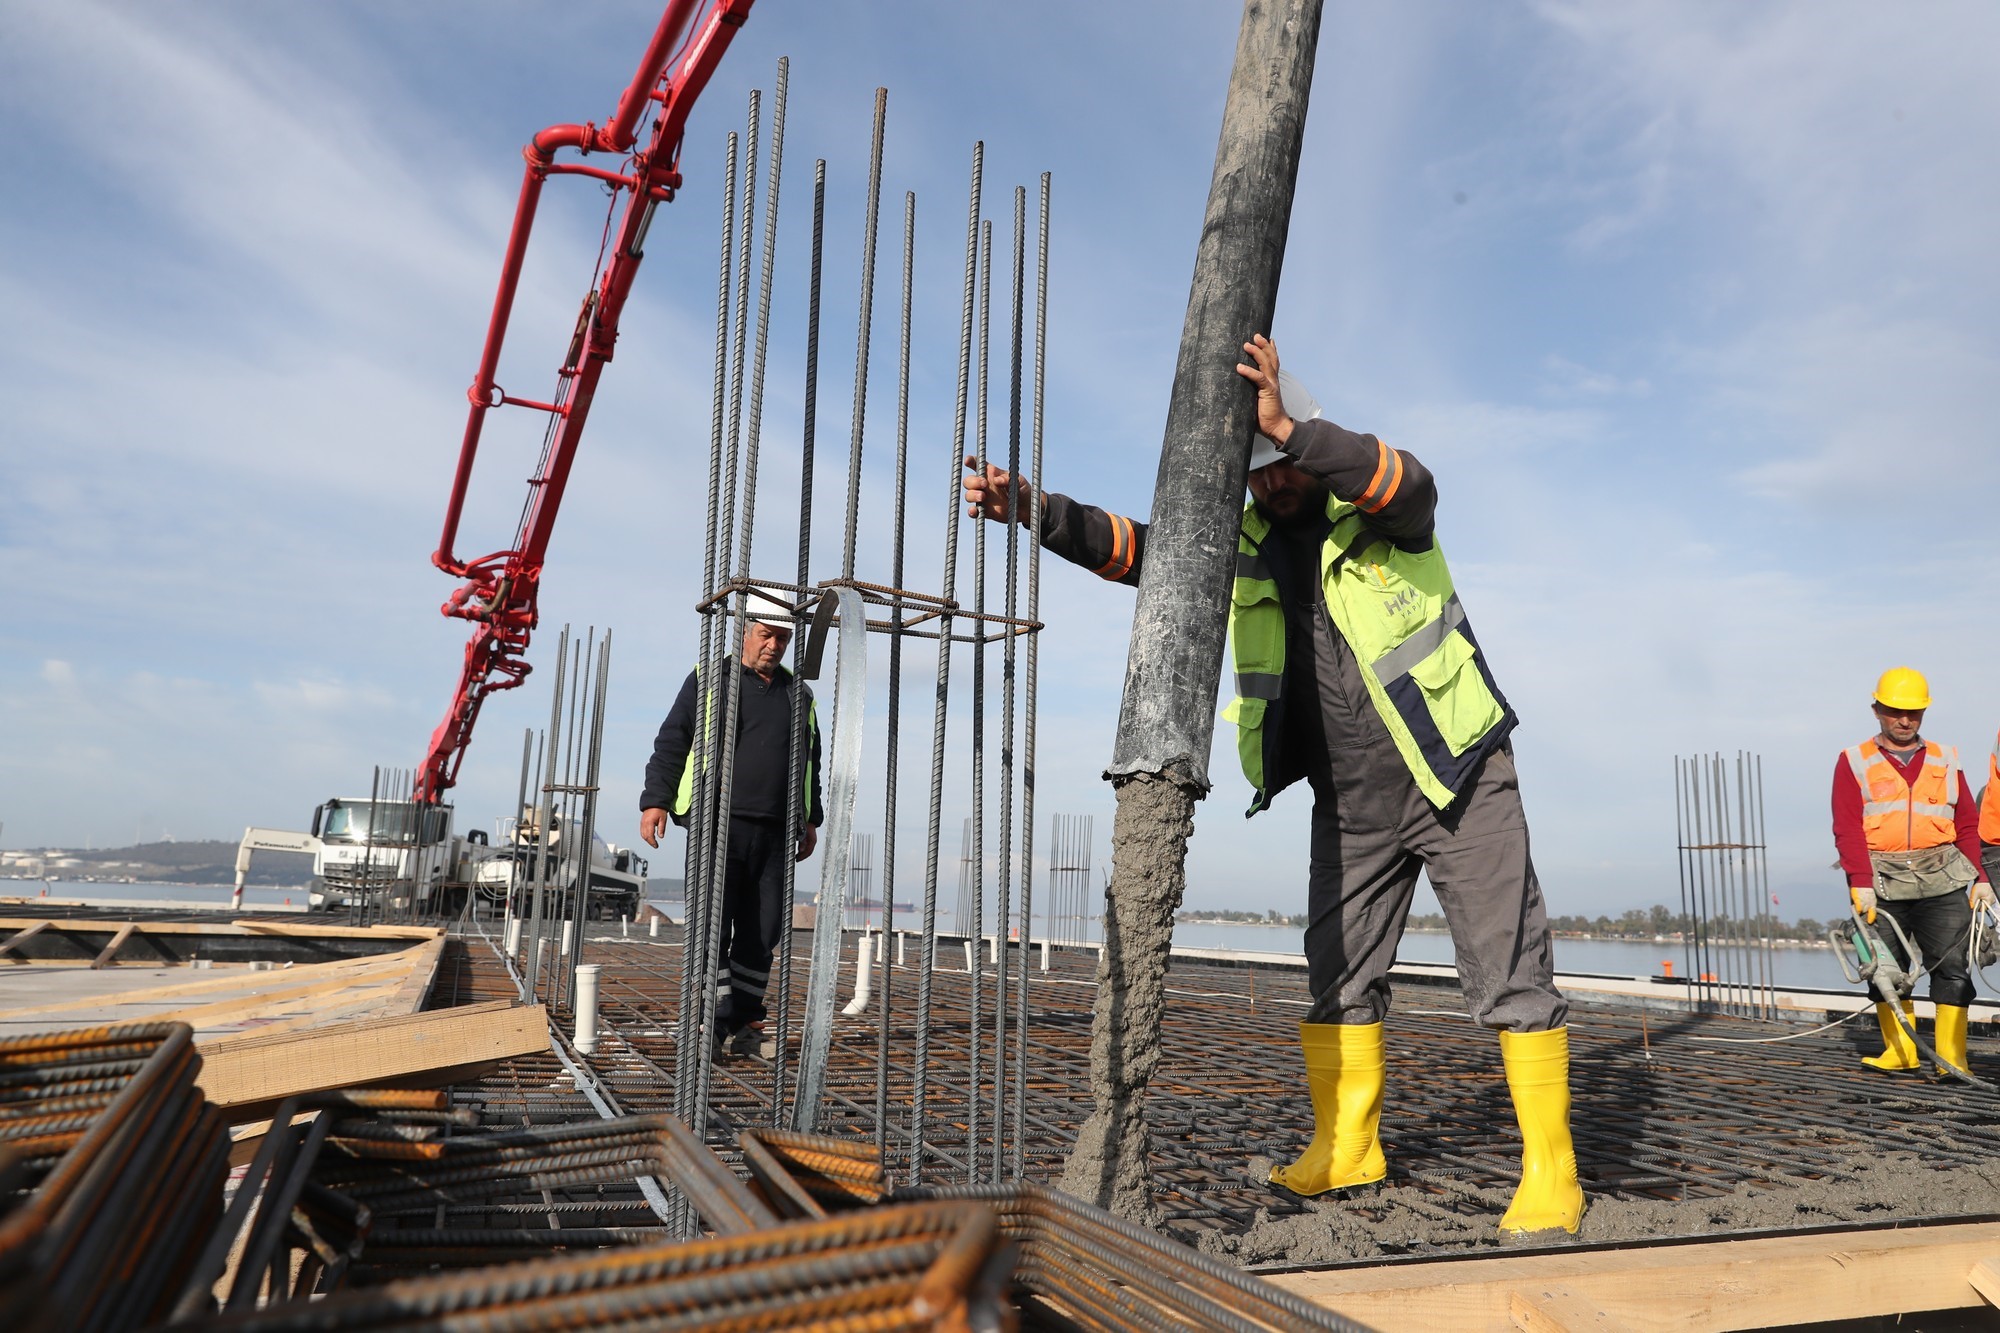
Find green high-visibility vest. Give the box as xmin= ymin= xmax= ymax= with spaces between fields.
xmin=671 ymin=660 xmax=819 ymax=824
xmin=1224 ymin=496 xmax=1514 ymax=815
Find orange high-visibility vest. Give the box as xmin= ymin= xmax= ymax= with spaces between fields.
xmin=1981 ymin=732 xmax=1999 ymax=844
xmin=1844 ymin=739 xmax=1960 ymax=853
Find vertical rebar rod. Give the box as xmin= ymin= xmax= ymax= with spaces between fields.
xmin=990 ymin=184 xmax=1027 ymax=1177
xmin=693 ymin=78 xmax=764 ymax=1048
xmin=555 ymin=632 xmax=588 ymax=1010
xmin=875 ymin=188 xmax=914 ymax=1168
xmin=718 ymin=93 xmax=759 ymax=596
xmin=562 ymin=629 xmax=606 ymax=1008
xmin=842 ymin=88 xmax=887 ymax=581
xmin=1673 ymin=758 xmax=1693 ymax=1003
xmin=559 ymin=632 xmax=590 ymax=1004
xmin=1686 ymin=757 xmax=1712 ymax=1008
xmin=526 ymin=725 xmax=545 ymax=954
xmin=967 ymin=213 xmax=993 ymax=1183
xmin=909 ymin=141 xmax=980 ymax=1187
xmin=575 ymin=633 xmax=612 ymax=999
xmin=679 ymin=130 xmax=740 ymax=1152
xmin=775 ymin=151 xmax=822 ymax=1129
xmin=1712 ymin=748 xmax=1744 ymax=1008
xmin=509 ymin=728 xmax=532 ymax=928
xmin=1010 ymin=171 xmax=1049 ymax=1176
xmin=709 ymin=50 xmax=785 ymax=1055
xmin=529 ymin=630 xmax=569 ymax=1005
xmin=1716 ymin=751 xmax=1744 ymax=1012
xmin=1754 ymin=753 xmax=1775 ymax=1017
xmin=1679 ymin=757 xmax=1701 ymax=1004
xmin=1728 ymin=748 xmax=1744 ymax=1008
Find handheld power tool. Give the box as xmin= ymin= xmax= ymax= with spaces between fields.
xmin=1829 ymin=909 xmax=1991 ymax=1087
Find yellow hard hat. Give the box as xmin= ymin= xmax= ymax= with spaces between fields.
xmin=1873 ymin=666 xmax=1931 ymax=711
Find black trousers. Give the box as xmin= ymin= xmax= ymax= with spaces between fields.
xmin=1876 ymin=891 xmax=1974 ymax=1009
xmin=714 ymin=817 xmax=789 ymax=1032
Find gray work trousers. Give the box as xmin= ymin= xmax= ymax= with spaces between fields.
xmin=1302 ymin=742 xmax=1567 ymax=1031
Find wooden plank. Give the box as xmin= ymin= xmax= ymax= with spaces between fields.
xmin=0 ymin=920 xmax=51 ymax=960
xmin=231 ymin=920 xmax=439 ymax=942
xmin=1265 ymin=1221 xmax=2000 ymax=1332
xmin=195 ymin=1000 xmax=547 ymax=1114
xmin=381 ymin=934 xmax=448 ymax=1014
xmin=88 ymin=922 xmax=138 ymax=969
xmin=0 ymin=948 xmax=407 ymax=1018
xmin=0 ymin=918 xmax=437 ymax=941
xmin=1969 ymin=1257 xmax=2000 ymax=1308
xmin=150 ymin=961 xmax=413 ymax=1028
xmin=1510 ymin=1284 xmax=1620 ymax=1333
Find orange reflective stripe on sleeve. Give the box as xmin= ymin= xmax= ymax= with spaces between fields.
xmin=1357 ymin=442 xmax=1404 ymax=514
xmin=1093 ymin=513 xmax=1135 ymax=581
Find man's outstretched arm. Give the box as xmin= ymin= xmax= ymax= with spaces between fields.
xmin=963 ymin=455 xmax=1149 ymax=588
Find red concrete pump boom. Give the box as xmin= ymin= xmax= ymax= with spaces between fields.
xmin=418 ymin=0 xmax=756 ymax=802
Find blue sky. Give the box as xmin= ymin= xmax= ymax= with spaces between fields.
xmin=3 ymin=2 xmax=1996 ymax=926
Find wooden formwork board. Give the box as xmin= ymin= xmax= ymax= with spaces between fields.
xmin=0 ymin=927 xmax=446 ymax=1040
xmin=195 ymin=998 xmax=548 ymax=1116
xmin=1265 ymin=1220 xmax=2000 ymax=1331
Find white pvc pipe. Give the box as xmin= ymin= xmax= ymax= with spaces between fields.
xmin=896 ymin=931 xmax=906 ymax=966
xmin=560 ymin=921 xmax=574 ymax=957
xmin=503 ymin=918 xmax=522 ymax=956
xmin=841 ymin=934 xmax=874 ymax=1015
xmin=621 ymin=915 xmax=629 ymax=937
xmin=649 ymin=915 xmax=660 ymax=938
xmin=988 ymin=935 xmax=998 ymax=963
xmin=1040 ymin=939 xmax=1050 ymax=971
xmin=963 ymin=940 xmax=975 ymax=972
xmin=575 ymin=964 xmax=602 ymax=1054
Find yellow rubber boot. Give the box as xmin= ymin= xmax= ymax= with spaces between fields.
xmin=1862 ymin=1001 xmax=1921 ymax=1071
xmin=1269 ymin=1022 xmax=1386 ymax=1195
xmin=1935 ymin=1004 xmax=1970 ymax=1074
xmin=1497 ymin=1027 xmax=1585 ymax=1236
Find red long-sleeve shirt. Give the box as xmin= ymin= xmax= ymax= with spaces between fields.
xmin=1830 ymin=746 xmax=1987 ymax=888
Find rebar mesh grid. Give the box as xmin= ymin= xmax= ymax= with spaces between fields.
xmin=460 ymin=921 xmax=2000 ymax=1258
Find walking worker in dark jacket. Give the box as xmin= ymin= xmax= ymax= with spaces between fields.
xmin=962 ymin=335 xmax=1582 ymax=1236
xmin=641 ymin=591 xmax=822 ymax=1057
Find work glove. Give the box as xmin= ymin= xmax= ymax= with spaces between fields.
xmin=1972 ymin=881 xmax=1997 ymax=912
xmin=1849 ymin=883 xmax=1877 ymax=924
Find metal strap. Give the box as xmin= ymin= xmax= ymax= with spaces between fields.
xmin=791 ymin=586 xmax=869 ymax=1132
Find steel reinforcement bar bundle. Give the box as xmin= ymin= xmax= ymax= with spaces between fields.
xmin=0 ymin=1023 xmax=227 ymax=1333
xmin=171 ymin=1113 xmax=1359 ymax=1332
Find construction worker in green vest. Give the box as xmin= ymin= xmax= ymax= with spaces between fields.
xmin=963 ymin=334 xmax=1581 ymax=1236
xmin=640 ymin=591 xmax=822 ymax=1058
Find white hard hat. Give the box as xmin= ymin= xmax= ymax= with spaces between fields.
xmin=742 ymin=590 xmax=796 ymax=628
xmin=1247 ymin=368 xmax=1322 ymax=474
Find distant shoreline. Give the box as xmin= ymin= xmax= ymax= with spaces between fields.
xmin=1174 ymin=918 xmax=1834 ymax=950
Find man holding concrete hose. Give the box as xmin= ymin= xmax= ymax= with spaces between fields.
xmin=1831 ymin=668 xmax=1991 ymax=1074
xmin=962 ymin=334 xmax=1582 ymax=1236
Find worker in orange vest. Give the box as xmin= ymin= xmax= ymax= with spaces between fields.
xmin=1831 ymin=667 xmax=1993 ymax=1073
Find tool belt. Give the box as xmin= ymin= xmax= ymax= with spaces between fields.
xmin=1870 ymin=844 xmax=1977 ymax=901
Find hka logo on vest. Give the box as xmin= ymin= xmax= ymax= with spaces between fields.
xmin=1381 ymin=588 xmax=1421 ymax=618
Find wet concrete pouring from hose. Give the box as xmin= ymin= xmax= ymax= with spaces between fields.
xmin=439 ymin=918 xmax=2000 ymax=1270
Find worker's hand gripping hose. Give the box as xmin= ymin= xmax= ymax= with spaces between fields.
xmin=1829 ymin=910 xmax=1993 ymax=1088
